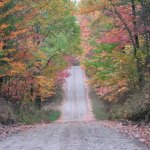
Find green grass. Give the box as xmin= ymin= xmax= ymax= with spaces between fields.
xmin=14 ymin=86 xmax=63 ymax=125
xmin=89 ymin=88 xmax=109 ymax=120
xmin=47 ymin=110 xmax=60 ymax=122
xmin=90 ymin=83 xmax=150 ymax=123
xmin=15 ymin=105 xmax=61 ymax=124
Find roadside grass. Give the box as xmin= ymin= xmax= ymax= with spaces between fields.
xmin=90 ymin=83 xmax=150 ymax=123
xmin=43 ymin=86 xmax=63 ymax=111
xmin=15 ymin=86 xmax=63 ymax=125
xmin=0 ymin=86 xmax=63 ymax=125
xmin=15 ymin=106 xmax=61 ymax=125
xmin=89 ymin=88 xmax=109 ymax=120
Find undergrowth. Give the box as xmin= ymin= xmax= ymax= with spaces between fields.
xmin=89 ymin=88 xmax=109 ymax=120
xmin=91 ymin=83 xmax=150 ymax=123
xmin=15 ymin=105 xmax=60 ymax=124
xmin=109 ymin=86 xmax=150 ymax=122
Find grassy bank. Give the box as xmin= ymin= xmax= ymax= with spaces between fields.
xmin=0 ymin=86 xmax=63 ymax=125
xmin=109 ymin=83 xmax=150 ymax=122
xmin=15 ymin=105 xmax=61 ymax=125
xmin=90 ymin=83 xmax=150 ymax=123
xmin=89 ymin=88 xmax=109 ymax=120
xmin=0 ymin=100 xmax=61 ymax=125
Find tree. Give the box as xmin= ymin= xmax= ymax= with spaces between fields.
xmin=0 ymin=0 xmax=81 ymax=103
xmin=79 ymin=0 xmax=150 ymax=101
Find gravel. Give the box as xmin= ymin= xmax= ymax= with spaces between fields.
xmin=0 ymin=121 xmax=149 ymax=150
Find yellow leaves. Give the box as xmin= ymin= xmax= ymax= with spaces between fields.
xmin=78 ymin=0 xmax=113 ymax=15
xmin=0 ymin=2 xmax=4 ymax=8
xmin=33 ymin=0 xmax=68 ymax=23
xmin=0 ymin=42 xmax=4 ymax=49
xmin=101 ymin=51 xmax=108 ymax=57
xmin=77 ymin=5 xmax=102 ymax=15
xmin=0 ymin=3 xmax=25 ymax=19
xmin=136 ymin=50 xmax=147 ymax=64
xmin=10 ymin=29 xmax=28 ymax=38
xmin=8 ymin=62 xmax=26 ymax=76
xmin=1 ymin=57 xmax=12 ymax=62
xmin=104 ymin=84 xmax=128 ymax=102
xmin=36 ymin=51 xmax=47 ymax=60
xmin=84 ymin=43 xmax=138 ymax=102
xmin=0 ymin=0 xmax=10 ymax=8
xmin=123 ymin=45 xmax=133 ymax=54
xmin=0 ymin=0 xmax=79 ymax=103
xmin=0 ymin=24 xmax=9 ymax=30
xmin=97 ymin=67 xmax=104 ymax=71
xmin=36 ymin=76 xmax=55 ymax=98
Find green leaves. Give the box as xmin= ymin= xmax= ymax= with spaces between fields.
xmin=0 ymin=0 xmax=81 ymax=101
xmin=41 ymin=14 xmax=81 ymax=58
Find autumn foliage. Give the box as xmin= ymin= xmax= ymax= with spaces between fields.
xmin=79 ymin=0 xmax=150 ymax=101
xmin=0 ymin=0 xmax=81 ymax=103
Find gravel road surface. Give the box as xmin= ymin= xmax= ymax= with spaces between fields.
xmin=0 ymin=122 xmax=148 ymax=150
xmin=62 ymin=66 xmax=91 ymax=122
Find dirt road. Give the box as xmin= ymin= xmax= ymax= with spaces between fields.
xmin=0 ymin=66 xmax=148 ymax=150
xmin=1 ymin=121 xmax=148 ymax=150
xmin=62 ymin=66 xmax=92 ymax=122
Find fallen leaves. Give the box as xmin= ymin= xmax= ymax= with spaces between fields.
xmin=0 ymin=124 xmax=32 ymax=139
xmin=0 ymin=123 xmax=49 ymax=140
xmin=101 ymin=120 xmax=150 ymax=148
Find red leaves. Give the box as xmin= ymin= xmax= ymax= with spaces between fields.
xmin=0 ymin=124 xmax=48 ymax=139
xmin=56 ymin=71 xmax=71 ymax=84
xmin=101 ymin=121 xmax=150 ymax=147
xmin=96 ymin=86 xmax=112 ymax=96
xmin=79 ymin=17 xmax=93 ymax=55
xmin=98 ymin=29 xmax=130 ymax=47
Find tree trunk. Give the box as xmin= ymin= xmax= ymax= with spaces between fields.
xmin=131 ymin=0 xmax=140 ymax=49
xmin=110 ymin=0 xmax=144 ymax=85
xmin=140 ymin=0 xmax=150 ymax=78
xmin=0 ymin=77 xmax=3 ymax=95
xmin=131 ymin=0 xmax=145 ymax=85
xmin=34 ymin=96 xmax=41 ymax=110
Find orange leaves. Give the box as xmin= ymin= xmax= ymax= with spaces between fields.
xmin=35 ymin=76 xmax=55 ymax=99
xmin=0 ymin=24 xmax=9 ymax=30
xmin=0 ymin=42 xmax=4 ymax=49
xmin=9 ymin=29 xmax=28 ymax=39
xmin=0 ymin=3 xmax=25 ymax=18
xmin=0 ymin=57 xmax=12 ymax=62
xmin=77 ymin=0 xmax=112 ymax=15
xmin=8 ymin=62 xmax=27 ymax=76
xmin=0 ymin=0 xmax=10 ymax=8
xmin=35 ymin=51 xmax=47 ymax=60
xmin=79 ymin=17 xmax=93 ymax=56
xmin=0 ymin=0 xmax=80 ymax=102
xmin=77 ymin=5 xmax=101 ymax=15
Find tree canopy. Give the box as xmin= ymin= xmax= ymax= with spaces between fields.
xmin=0 ymin=0 xmax=81 ymax=101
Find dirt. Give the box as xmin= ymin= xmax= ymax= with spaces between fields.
xmin=0 ymin=66 xmax=149 ymax=150
xmin=0 ymin=121 xmax=149 ymax=150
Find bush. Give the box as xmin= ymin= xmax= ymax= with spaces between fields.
xmin=15 ymin=104 xmax=61 ymax=124
xmin=109 ymin=83 xmax=150 ymax=122
xmin=0 ymin=98 xmax=17 ymax=125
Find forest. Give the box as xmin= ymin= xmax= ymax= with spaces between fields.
xmin=0 ymin=0 xmax=81 ymax=124
xmin=79 ymin=0 xmax=150 ymax=122
xmin=0 ymin=0 xmax=150 ymax=124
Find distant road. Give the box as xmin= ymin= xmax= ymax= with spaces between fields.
xmin=62 ymin=66 xmax=90 ymax=122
